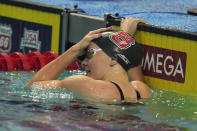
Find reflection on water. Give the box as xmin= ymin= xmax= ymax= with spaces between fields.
xmin=0 ymin=71 xmax=196 ymax=130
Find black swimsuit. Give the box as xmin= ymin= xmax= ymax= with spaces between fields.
xmin=111 ymin=82 xmax=141 ymax=101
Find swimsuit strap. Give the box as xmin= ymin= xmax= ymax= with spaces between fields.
xmin=111 ymin=81 xmax=142 ymax=100
xmin=136 ymin=90 xmax=141 ymax=100
xmin=111 ymin=81 xmax=125 ymax=100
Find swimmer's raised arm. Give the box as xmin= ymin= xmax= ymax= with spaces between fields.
xmin=25 ymin=27 xmax=113 ymax=87
xmin=120 ymin=17 xmax=146 ymax=82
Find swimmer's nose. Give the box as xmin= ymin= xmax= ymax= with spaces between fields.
xmin=81 ymin=58 xmax=88 ymax=70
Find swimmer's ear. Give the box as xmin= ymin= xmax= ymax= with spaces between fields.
xmin=110 ymin=57 xmax=118 ymax=66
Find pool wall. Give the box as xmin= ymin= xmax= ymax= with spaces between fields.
xmin=1 ymin=0 xmax=197 ymax=95
xmin=136 ymin=26 xmax=197 ymax=95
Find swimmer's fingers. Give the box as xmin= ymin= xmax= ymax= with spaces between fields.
xmin=120 ymin=17 xmax=146 ymax=36
xmin=76 ymin=27 xmax=113 ymax=52
xmin=124 ymin=17 xmax=146 ymax=24
xmin=88 ymin=27 xmax=113 ymax=35
xmin=85 ymin=27 xmax=113 ymax=41
xmin=76 ymin=32 xmax=103 ymax=52
xmin=135 ymin=18 xmax=146 ymax=24
xmin=87 ymin=33 xmax=103 ymax=40
xmin=121 ymin=18 xmax=126 ymax=23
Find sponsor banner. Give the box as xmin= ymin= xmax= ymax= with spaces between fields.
xmin=0 ymin=24 xmax=12 ymax=53
xmin=0 ymin=16 xmax=52 ymax=54
xmin=142 ymin=44 xmax=187 ymax=83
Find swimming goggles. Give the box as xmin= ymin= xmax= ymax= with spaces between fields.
xmin=85 ymin=48 xmax=102 ymax=59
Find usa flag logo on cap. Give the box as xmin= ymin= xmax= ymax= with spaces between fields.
xmin=109 ymin=32 xmax=135 ymax=49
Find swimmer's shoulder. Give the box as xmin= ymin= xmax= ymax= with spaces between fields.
xmin=62 ymin=74 xmax=118 ymax=90
xmin=62 ymin=75 xmax=122 ymax=100
xmin=130 ymin=81 xmax=151 ymax=98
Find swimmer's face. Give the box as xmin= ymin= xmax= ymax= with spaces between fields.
xmin=81 ymin=42 xmax=112 ymax=80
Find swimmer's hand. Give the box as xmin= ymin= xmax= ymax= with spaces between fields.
xmin=75 ymin=27 xmax=113 ymax=56
xmin=120 ymin=17 xmax=146 ymax=36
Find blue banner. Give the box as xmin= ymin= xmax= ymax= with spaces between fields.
xmin=0 ymin=16 xmax=52 ymax=54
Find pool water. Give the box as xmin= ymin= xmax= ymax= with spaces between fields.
xmin=0 ymin=71 xmax=197 ymax=131
xmin=29 ymin=0 xmax=197 ymax=33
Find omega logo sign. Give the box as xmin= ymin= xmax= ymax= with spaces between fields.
xmin=142 ymin=45 xmax=187 ymax=83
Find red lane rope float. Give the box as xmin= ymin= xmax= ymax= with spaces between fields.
xmin=0 ymin=51 xmax=81 ymax=71
xmin=0 ymin=53 xmax=15 ymax=71
xmin=66 ymin=60 xmax=81 ymax=70
xmin=26 ymin=52 xmax=48 ymax=71
xmin=43 ymin=51 xmax=59 ymax=64
xmin=10 ymin=52 xmax=32 ymax=71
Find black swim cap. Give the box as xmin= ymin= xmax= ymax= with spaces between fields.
xmin=92 ymin=31 xmax=143 ymax=71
